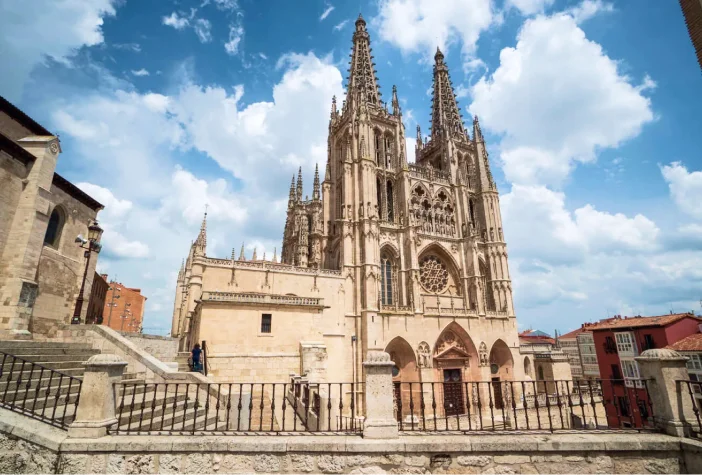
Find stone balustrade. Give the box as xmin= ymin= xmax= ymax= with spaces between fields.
xmin=201 ymin=291 xmax=325 ymax=308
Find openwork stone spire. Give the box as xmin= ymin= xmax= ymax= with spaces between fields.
xmin=239 ymin=242 xmax=245 ymax=261
xmin=391 ymin=85 xmax=400 ymax=116
xmin=194 ymin=211 xmax=207 ymax=255
xmin=313 ymin=164 xmax=320 ymax=200
xmin=296 ymin=167 xmax=303 ymax=201
xmin=288 ymin=175 xmax=296 ymax=208
xmin=347 ymin=14 xmax=380 ymax=107
xmin=430 ymin=47 xmax=465 ymax=139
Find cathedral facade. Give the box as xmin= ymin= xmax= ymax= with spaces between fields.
xmin=172 ymin=16 xmax=526 ymax=389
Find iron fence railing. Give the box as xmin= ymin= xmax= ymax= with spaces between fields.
xmin=393 ymin=379 xmax=655 ymax=433
xmin=0 ymin=351 xmax=82 ymax=430
xmin=678 ymin=379 xmax=702 ymax=438
xmin=109 ymin=382 xmax=363 ymax=434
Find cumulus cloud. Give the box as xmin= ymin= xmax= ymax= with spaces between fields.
xmin=470 ymin=13 xmax=654 ymax=187
xmin=373 ymin=0 xmax=497 ymax=59
xmin=661 ymin=162 xmax=702 ymax=220
xmin=225 ymin=25 xmax=244 ymax=55
xmin=506 ymin=0 xmax=555 ymax=16
xmin=162 ymin=12 xmax=190 ymax=30
xmin=0 ymin=0 xmax=119 ymax=101
xmin=131 ymin=68 xmax=150 ymax=77
xmin=567 ymin=0 xmax=614 ymax=23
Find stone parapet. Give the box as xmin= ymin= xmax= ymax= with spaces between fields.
xmin=0 ymin=407 xmax=694 ymax=474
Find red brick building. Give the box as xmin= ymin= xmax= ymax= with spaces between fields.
xmin=590 ymin=312 xmax=702 ymax=428
xmin=680 ymin=0 xmax=702 ymax=70
xmin=101 ymin=275 xmax=147 ymax=333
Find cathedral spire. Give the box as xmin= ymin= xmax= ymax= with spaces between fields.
xmin=430 ymin=47 xmax=465 ymax=140
xmin=313 ymin=164 xmax=320 ymax=200
xmin=252 ymin=247 xmax=258 ymax=261
xmin=288 ymin=175 xmax=296 ymax=208
xmin=194 ymin=211 xmax=207 ymax=255
xmin=296 ymin=167 xmax=303 ymax=201
xmin=391 ymin=85 xmax=401 ymax=116
xmin=330 ymin=95 xmax=337 ymax=118
xmin=239 ymin=242 xmax=246 ymax=261
xmin=272 ymin=247 xmax=277 ymax=263
xmin=231 ymin=248 xmax=235 ymax=260
xmin=347 ymin=14 xmax=381 ymax=108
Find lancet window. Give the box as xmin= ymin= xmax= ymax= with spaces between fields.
xmin=377 ymin=177 xmax=396 ymax=223
xmin=380 ymin=251 xmax=395 ymax=305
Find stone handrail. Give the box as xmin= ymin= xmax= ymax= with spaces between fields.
xmin=202 ymin=291 xmax=324 ymax=308
xmin=380 ymin=304 xmax=413 ymax=313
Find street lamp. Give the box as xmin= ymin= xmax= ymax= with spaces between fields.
xmin=71 ymin=220 xmax=103 ymax=325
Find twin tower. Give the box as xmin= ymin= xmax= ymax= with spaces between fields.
xmin=281 ymin=15 xmax=514 ymax=319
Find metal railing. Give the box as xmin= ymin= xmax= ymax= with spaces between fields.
xmin=109 ymin=382 xmax=363 ymax=434
xmin=678 ymin=379 xmax=702 ymax=438
xmin=392 ymin=379 xmax=655 ymax=433
xmin=0 ymin=351 xmax=82 ymax=430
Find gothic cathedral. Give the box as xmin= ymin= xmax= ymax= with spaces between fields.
xmin=173 ymin=15 xmax=525 ymax=390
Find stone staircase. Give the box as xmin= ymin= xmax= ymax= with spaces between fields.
xmin=0 ymin=340 xmax=216 ymax=432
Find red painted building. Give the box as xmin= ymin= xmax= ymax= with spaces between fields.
xmin=590 ymin=312 xmax=702 ymax=428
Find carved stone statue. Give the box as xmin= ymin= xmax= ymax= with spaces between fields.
xmin=417 ymin=342 xmax=431 ymax=368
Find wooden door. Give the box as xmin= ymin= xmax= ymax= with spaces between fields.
xmin=443 ymin=369 xmax=464 ymax=417
xmin=492 ymin=377 xmax=503 ymax=410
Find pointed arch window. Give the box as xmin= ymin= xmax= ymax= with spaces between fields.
xmin=380 ymin=252 xmax=394 ymax=305
xmin=386 ymin=181 xmax=394 ymax=223
xmin=469 ymin=199 xmax=476 ymax=225
xmin=374 ymin=130 xmax=382 ymax=165
xmin=44 ymin=206 xmax=65 ymax=249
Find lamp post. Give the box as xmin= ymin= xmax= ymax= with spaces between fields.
xmin=71 ymin=221 xmax=103 ymax=325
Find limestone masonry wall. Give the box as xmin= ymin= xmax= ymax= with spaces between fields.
xmin=121 ymin=333 xmax=179 ymax=363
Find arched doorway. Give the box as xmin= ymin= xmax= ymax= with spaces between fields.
xmin=488 ymin=339 xmax=514 ymax=409
xmin=523 ymin=356 xmax=533 ymax=379
xmin=385 ymin=337 xmax=419 ymax=422
xmin=432 ymin=323 xmax=479 ymax=417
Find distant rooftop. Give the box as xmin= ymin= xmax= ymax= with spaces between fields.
xmin=588 ymin=312 xmax=699 ymax=331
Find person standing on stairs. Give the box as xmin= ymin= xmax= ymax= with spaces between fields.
xmin=191 ymin=343 xmax=203 ymax=373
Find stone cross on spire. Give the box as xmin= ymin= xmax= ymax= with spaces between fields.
xmin=347 ymin=14 xmax=381 ymax=108
xmin=430 ymin=47 xmax=465 ymax=139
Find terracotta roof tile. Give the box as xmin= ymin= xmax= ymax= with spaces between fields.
xmin=588 ymin=313 xmax=700 ymax=331
xmin=559 ymin=328 xmax=585 ymax=339
xmin=667 ymin=333 xmax=702 ymax=352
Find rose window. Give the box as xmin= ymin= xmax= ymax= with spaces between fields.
xmin=419 ymin=255 xmax=449 ymax=293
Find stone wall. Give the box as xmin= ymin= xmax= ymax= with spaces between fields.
xmin=121 ymin=333 xmax=179 ymax=364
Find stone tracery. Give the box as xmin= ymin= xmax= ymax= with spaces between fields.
xmin=419 ymin=255 xmax=449 ymax=293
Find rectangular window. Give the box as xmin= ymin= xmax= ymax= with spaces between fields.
xmin=611 ymin=364 xmax=622 ymax=380
xmin=615 ymin=332 xmax=636 ymax=355
xmin=686 ymin=354 xmax=702 ymax=371
xmin=643 ymin=334 xmax=655 ymax=350
xmin=261 ymin=314 xmax=272 ymax=333
xmin=621 ymin=360 xmax=641 ymax=379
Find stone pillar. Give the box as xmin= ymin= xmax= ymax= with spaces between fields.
xmin=362 ymin=350 xmax=398 ymax=439
xmin=300 ymin=341 xmax=328 ymax=382
xmin=636 ymin=348 xmax=694 ymax=437
xmin=68 ymin=354 xmax=127 ymax=438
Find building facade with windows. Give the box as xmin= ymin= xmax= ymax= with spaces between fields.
xmin=577 ymin=330 xmax=601 ymax=381
xmin=173 ymin=16 xmax=529 ymax=402
xmin=0 ymin=95 xmax=104 ymax=339
xmin=590 ymin=313 xmax=702 ymax=428
xmin=559 ymin=328 xmax=584 ymax=381
xmin=101 ymin=276 xmax=148 ymax=333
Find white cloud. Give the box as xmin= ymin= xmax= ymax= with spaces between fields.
xmin=320 ymin=5 xmax=334 ymax=21
xmin=113 ymin=43 xmax=141 ymax=52
xmin=506 ymin=0 xmax=555 ymax=16
xmin=0 ymin=0 xmax=118 ymax=101
xmin=225 ymin=25 xmax=244 ymax=55
xmin=333 ymin=20 xmax=349 ymax=31
xmin=131 ymin=68 xmax=150 ymax=77
xmin=102 ymin=225 xmax=150 ymax=258
xmin=76 ymin=182 xmax=133 ymax=220
xmin=193 ymin=18 xmax=212 ymax=43
xmin=162 ymin=12 xmax=190 ymax=30
xmin=661 ymin=162 xmax=702 ymax=220
xmin=259 ymin=52 xmax=268 ymax=60
xmin=470 ymin=13 xmax=654 ymax=187
xmin=373 ymin=0 xmax=497 ymax=59
xmin=567 ymin=0 xmax=614 ymax=23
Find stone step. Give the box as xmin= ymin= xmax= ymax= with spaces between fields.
xmin=0 ymin=366 xmax=85 ymax=379
xmin=0 ymin=379 xmax=81 ymax=402
xmin=8 ymin=392 xmax=80 ymax=412
xmin=0 ymin=348 xmax=100 ymax=357
xmin=0 ymin=374 xmax=82 ymax=393
xmin=0 ymin=341 xmax=95 ymax=350
xmin=117 ymin=405 xmax=214 ymax=432
xmin=1 ymin=360 xmax=88 ymax=371
xmin=0 ymin=353 xmax=98 ymax=363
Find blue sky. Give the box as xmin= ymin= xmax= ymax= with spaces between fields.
xmin=1 ymin=0 xmax=701 ymax=336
